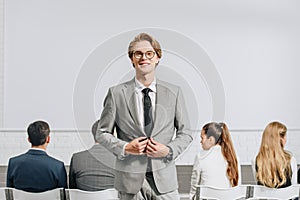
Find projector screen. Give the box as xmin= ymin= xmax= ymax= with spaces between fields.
xmin=4 ymin=0 xmax=300 ymax=131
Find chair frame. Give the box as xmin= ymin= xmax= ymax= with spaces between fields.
xmin=3 ymin=185 xmax=300 ymax=200
xmin=194 ymin=184 xmax=300 ymax=200
xmin=194 ymin=185 xmax=249 ymax=200
xmin=9 ymin=188 xmax=64 ymax=200
xmin=65 ymin=188 xmax=119 ymax=200
xmin=247 ymin=184 xmax=300 ymax=200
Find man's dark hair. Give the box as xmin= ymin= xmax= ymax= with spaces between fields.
xmin=91 ymin=120 xmax=100 ymax=142
xmin=27 ymin=121 xmax=50 ymax=146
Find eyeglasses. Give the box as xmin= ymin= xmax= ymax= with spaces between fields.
xmin=133 ymin=51 xmax=156 ymax=59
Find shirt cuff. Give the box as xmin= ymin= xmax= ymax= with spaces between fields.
xmin=120 ymin=143 xmax=129 ymax=159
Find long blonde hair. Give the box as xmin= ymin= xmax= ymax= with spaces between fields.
xmin=256 ymin=121 xmax=292 ymax=188
xmin=202 ymin=122 xmax=239 ymax=187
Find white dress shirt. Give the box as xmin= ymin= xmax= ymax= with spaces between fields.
xmin=121 ymin=78 xmax=157 ymax=156
xmin=134 ymin=78 xmax=156 ymax=128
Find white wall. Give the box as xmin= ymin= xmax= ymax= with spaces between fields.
xmin=0 ymin=0 xmax=3 ymax=127
xmin=1 ymin=0 xmax=300 ymax=165
xmin=0 ymin=129 xmax=299 ymax=166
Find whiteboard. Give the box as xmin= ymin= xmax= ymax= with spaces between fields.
xmin=3 ymin=0 xmax=300 ymax=131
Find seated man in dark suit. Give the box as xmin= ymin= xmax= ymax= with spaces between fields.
xmin=6 ymin=120 xmax=67 ymax=192
xmin=69 ymin=120 xmax=116 ymax=191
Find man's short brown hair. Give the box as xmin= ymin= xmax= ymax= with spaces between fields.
xmin=128 ymin=33 xmax=162 ymax=59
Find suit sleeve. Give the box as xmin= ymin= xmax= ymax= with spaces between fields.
xmin=6 ymin=159 xmax=13 ymax=187
xmin=68 ymin=156 xmax=76 ymax=189
xmin=167 ymin=87 xmax=193 ymax=159
xmin=298 ymin=167 xmax=300 ymax=184
xmin=95 ymin=88 xmax=127 ymax=158
xmin=57 ymin=162 xmax=68 ymax=188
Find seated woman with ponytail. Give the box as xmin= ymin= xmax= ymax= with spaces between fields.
xmin=189 ymin=122 xmax=241 ymax=199
xmin=255 ymin=121 xmax=297 ymax=188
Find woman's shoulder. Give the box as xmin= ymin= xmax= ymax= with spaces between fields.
xmin=290 ymin=155 xmax=297 ymax=164
xmin=197 ymin=145 xmax=222 ymax=160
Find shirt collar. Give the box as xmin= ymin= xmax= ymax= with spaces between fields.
xmin=134 ymin=78 xmax=157 ymax=93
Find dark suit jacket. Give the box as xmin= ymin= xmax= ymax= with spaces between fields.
xmin=96 ymin=78 xmax=193 ymax=194
xmin=69 ymin=144 xmax=116 ymax=191
xmin=6 ymin=149 xmax=67 ymax=192
xmin=298 ymin=168 xmax=300 ymax=184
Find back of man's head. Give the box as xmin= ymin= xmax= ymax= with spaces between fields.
xmin=91 ymin=120 xmax=100 ymax=142
xmin=27 ymin=120 xmax=50 ymax=146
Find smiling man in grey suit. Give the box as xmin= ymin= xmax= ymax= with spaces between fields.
xmin=96 ymin=33 xmax=193 ymax=200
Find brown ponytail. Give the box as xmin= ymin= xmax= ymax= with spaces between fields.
xmin=219 ymin=123 xmax=239 ymax=187
xmin=203 ymin=122 xmax=239 ymax=187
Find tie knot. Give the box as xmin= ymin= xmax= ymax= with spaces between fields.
xmin=142 ymin=88 xmax=152 ymax=95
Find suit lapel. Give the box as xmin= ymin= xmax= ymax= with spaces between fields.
xmin=122 ymin=79 xmax=171 ymax=137
xmin=151 ymin=80 xmax=170 ymax=137
xmin=123 ymin=79 xmax=142 ymax=128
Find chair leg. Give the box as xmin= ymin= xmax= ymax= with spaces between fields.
xmin=195 ymin=186 xmax=200 ymax=200
xmin=246 ymin=185 xmax=254 ymax=199
xmin=60 ymin=189 xmax=66 ymax=200
xmin=5 ymin=188 xmax=13 ymax=200
xmin=64 ymin=189 xmax=70 ymax=200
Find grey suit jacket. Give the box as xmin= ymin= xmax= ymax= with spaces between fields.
xmin=69 ymin=144 xmax=116 ymax=191
xmin=96 ymin=78 xmax=192 ymax=194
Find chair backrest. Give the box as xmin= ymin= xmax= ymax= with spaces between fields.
xmin=195 ymin=185 xmax=248 ymax=200
xmin=248 ymin=184 xmax=300 ymax=200
xmin=11 ymin=188 xmax=64 ymax=200
xmin=66 ymin=188 xmax=119 ymax=200
xmin=0 ymin=188 xmax=9 ymax=200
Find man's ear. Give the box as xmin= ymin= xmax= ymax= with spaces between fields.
xmin=46 ymin=136 xmax=50 ymax=144
xmin=130 ymin=57 xmax=135 ymax=67
xmin=27 ymin=137 xmax=31 ymax=143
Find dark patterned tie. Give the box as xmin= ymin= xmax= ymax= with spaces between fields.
xmin=142 ymin=88 xmax=153 ymax=137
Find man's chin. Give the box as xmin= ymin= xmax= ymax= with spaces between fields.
xmin=139 ymin=64 xmax=152 ymax=68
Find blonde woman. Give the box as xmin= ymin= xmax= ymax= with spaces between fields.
xmin=190 ymin=122 xmax=241 ymax=199
xmin=255 ymin=121 xmax=297 ymax=188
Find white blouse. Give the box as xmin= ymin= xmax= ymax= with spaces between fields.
xmin=189 ymin=145 xmax=241 ymax=199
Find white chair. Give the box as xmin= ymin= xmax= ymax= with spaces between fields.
xmin=248 ymin=184 xmax=300 ymax=200
xmin=66 ymin=188 xmax=119 ymax=200
xmin=0 ymin=188 xmax=9 ymax=200
xmin=194 ymin=185 xmax=248 ymax=200
xmin=11 ymin=188 xmax=64 ymax=200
